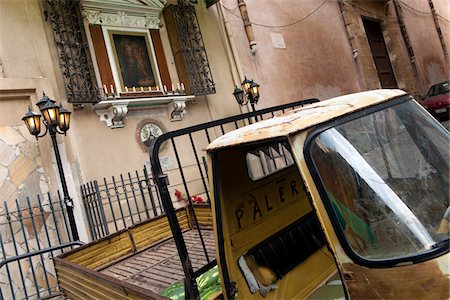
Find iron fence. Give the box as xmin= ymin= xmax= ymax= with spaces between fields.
xmin=0 ymin=192 xmax=81 ymax=300
xmin=150 ymin=98 xmax=319 ymax=298
xmin=80 ymin=166 xmax=162 ymax=240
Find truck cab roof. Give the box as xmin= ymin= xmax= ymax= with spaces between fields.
xmin=207 ymin=89 xmax=407 ymax=151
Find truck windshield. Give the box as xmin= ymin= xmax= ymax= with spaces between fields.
xmin=305 ymin=99 xmax=449 ymax=260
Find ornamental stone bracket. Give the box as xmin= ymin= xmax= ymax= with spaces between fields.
xmin=170 ymin=100 xmax=187 ymax=121
xmin=95 ymin=104 xmax=128 ymax=129
xmin=94 ymin=95 xmax=195 ymax=129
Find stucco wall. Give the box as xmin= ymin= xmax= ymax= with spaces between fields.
xmin=228 ymin=0 xmax=449 ymax=99
xmin=433 ymin=0 xmax=449 ymax=63
xmin=0 ymin=0 xmax=241 ymax=243
xmin=66 ymin=2 xmax=238 ymax=183
xmin=401 ymin=0 xmax=448 ymax=92
xmin=221 ymin=0 xmax=362 ymax=107
xmin=0 ymin=0 xmax=89 ymax=241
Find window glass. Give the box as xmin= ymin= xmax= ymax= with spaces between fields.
xmin=306 ymin=100 xmax=449 ymax=260
xmin=438 ymin=81 xmax=449 ymax=94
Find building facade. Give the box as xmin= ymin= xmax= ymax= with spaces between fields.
xmin=0 ymin=0 xmax=447 ymax=240
xmin=0 ymin=0 xmax=448 ymax=298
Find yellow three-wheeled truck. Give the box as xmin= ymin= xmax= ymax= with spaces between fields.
xmin=55 ymin=89 xmax=449 ymax=299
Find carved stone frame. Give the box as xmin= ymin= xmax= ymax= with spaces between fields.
xmin=135 ymin=119 xmax=167 ymax=153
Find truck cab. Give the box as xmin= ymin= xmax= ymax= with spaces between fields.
xmin=53 ymin=89 xmax=448 ymax=300
xmin=206 ymin=89 xmax=449 ymax=299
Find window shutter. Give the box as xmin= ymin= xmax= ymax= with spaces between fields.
xmin=163 ymin=4 xmax=216 ymax=96
xmin=150 ymin=30 xmax=172 ymax=92
xmin=44 ymin=0 xmax=101 ymax=104
xmin=89 ymin=25 xmax=115 ymax=90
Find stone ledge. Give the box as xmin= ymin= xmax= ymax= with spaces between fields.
xmin=93 ymin=94 xmax=195 ymax=128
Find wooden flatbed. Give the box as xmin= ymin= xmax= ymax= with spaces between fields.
xmin=101 ymin=229 xmax=216 ymax=294
xmin=54 ymin=205 xmax=213 ymax=300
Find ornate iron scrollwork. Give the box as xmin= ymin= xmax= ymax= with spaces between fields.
xmin=172 ymin=3 xmax=216 ymax=95
xmin=44 ymin=0 xmax=101 ymax=104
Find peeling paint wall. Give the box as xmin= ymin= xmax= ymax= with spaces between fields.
xmin=400 ymin=0 xmax=448 ymax=91
xmin=222 ymin=0 xmax=448 ymax=101
xmin=221 ymin=0 xmax=361 ymax=106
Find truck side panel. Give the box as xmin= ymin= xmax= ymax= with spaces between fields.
xmin=55 ymin=206 xmax=213 ymax=299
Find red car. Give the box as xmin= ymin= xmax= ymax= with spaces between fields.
xmin=421 ymin=80 xmax=450 ymax=120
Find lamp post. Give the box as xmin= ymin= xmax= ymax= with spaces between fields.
xmin=233 ymin=76 xmax=261 ymax=114
xmin=22 ymin=93 xmax=79 ymax=241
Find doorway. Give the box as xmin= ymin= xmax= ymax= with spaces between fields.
xmin=363 ymin=18 xmax=398 ymax=88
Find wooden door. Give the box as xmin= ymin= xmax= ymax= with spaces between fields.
xmin=363 ymin=19 xmax=398 ymax=88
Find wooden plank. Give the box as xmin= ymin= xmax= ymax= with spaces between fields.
xmin=54 ymin=258 xmax=165 ymax=300
xmin=100 ymin=229 xmax=216 ymax=293
xmin=68 ymin=232 xmax=134 ymax=269
xmin=131 ymin=210 xmax=189 ymax=251
xmin=66 ymin=208 xmax=196 ymax=270
xmin=191 ymin=205 xmax=213 ymax=227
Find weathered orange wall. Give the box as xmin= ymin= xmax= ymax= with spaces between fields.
xmin=221 ymin=0 xmax=361 ymax=107
xmin=221 ymin=0 xmax=449 ymax=101
xmin=401 ymin=0 xmax=448 ymax=92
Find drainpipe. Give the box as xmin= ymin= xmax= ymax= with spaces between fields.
xmin=428 ymin=0 xmax=448 ymax=61
xmin=217 ymin=3 xmax=244 ymax=85
xmin=392 ymin=0 xmax=424 ymax=93
xmin=217 ymin=2 xmax=251 ymax=114
xmin=237 ymin=0 xmax=257 ymax=54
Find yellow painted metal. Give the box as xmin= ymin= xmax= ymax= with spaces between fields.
xmin=211 ymin=145 xmax=337 ymax=299
xmin=207 ymin=89 xmax=406 ymax=150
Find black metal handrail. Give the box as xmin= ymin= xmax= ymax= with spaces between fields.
xmin=150 ymin=98 xmax=319 ymax=298
xmin=0 ymin=241 xmax=84 ymax=269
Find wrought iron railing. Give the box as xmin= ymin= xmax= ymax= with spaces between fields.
xmin=80 ymin=166 xmax=162 ymax=240
xmin=0 ymin=193 xmax=80 ymax=300
xmin=150 ymin=98 xmax=319 ymax=298
xmin=44 ymin=0 xmax=101 ymax=104
xmin=79 ymin=99 xmax=318 ymax=298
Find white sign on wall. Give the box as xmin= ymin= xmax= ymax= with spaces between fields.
xmin=271 ymin=32 xmax=286 ymax=49
xmin=145 ymin=156 xmax=173 ymax=170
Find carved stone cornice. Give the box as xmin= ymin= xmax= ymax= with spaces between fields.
xmin=82 ymin=0 xmax=166 ymax=29
xmin=83 ymin=10 xmax=160 ymax=29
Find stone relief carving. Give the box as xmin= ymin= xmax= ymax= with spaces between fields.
xmin=83 ymin=10 xmax=160 ymax=29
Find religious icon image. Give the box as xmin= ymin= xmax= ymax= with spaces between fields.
xmin=112 ymin=33 xmax=157 ymax=88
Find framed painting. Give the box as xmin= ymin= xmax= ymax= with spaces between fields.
xmin=103 ymin=28 xmax=162 ymax=93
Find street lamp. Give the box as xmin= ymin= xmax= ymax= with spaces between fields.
xmin=22 ymin=93 xmax=79 ymax=241
xmin=233 ymin=76 xmax=261 ymax=113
